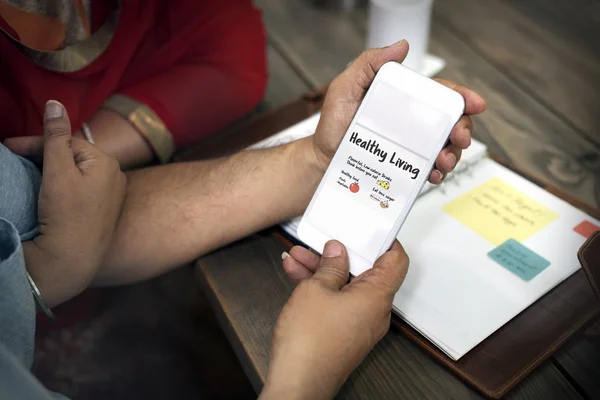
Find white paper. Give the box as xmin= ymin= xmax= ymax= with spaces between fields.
xmin=394 ymin=157 xmax=598 ymax=359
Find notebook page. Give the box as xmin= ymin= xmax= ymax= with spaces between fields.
xmin=246 ymin=113 xmax=488 ymax=239
xmin=395 ymin=157 xmax=599 ymax=360
xmin=247 ymin=113 xmax=321 ymax=150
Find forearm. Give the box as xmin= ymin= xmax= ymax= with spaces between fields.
xmin=94 ymin=137 xmax=324 ymax=285
xmin=76 ymin=109 xmax=154 ymax=170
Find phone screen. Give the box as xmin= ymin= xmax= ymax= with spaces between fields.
xmin=303 ymin=81 xmax=452 ymax=263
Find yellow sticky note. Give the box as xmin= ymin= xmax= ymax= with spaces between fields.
xmin=443 ymin=178 xmax=559 ymax=245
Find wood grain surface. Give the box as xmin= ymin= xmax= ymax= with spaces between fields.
xmin=436 ymin=0 xmax=600 ymax=148
xmin=256 ymin=0 xmax=600 ymax=208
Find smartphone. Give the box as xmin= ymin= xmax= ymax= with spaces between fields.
xmin=297 ymin=62 xmax=465 ymax=276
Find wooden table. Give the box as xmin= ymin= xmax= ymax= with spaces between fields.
xmin=179 ymin=1 xmax=600 ymax=398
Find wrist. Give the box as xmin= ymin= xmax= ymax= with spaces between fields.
xmin=22 ymin=238 xmax=96 ymax=307
xmin=261 ymin=354 xmax=343 ymax=400
xmin=261 ymin=374 xmax=333 ymax=400
xmin=292 ymin=137 xmax=328 ymax=180
xmin=308 ymin=136 xmax=331 ymax=175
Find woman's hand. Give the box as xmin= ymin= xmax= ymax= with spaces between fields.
xmin=311 ymin=40 xmax=487 ymax=184
xmin=23 ymin=101 xmax=127 ymax=307
xmin=260 ymin=240 xmax=409 ymax=400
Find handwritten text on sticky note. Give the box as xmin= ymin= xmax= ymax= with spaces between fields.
xmin=488 ymin=239 xmax=551 ymax=281
xmin=443 ymin=177 xmax=559 ymax=245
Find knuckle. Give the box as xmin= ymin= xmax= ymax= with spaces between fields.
xmin=45 ymin=125 xmax=70 ymax=139
xmin=319 ymin=264 xmax=347 ymax=282
xmin=361 ymin=48 xmax=378 ymax=61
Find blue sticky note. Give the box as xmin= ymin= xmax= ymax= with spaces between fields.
xmin=488 ymin=239 xmax=551 ymax=281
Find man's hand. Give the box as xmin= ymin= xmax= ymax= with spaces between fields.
xmin=260 ymin=240 xmax=408 ymax=400
xmin=23 ymin=100 xmax=127 ymax=307
xmin=311 ymin=40 xmax=487 ymax=184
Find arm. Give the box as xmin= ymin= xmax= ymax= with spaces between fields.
xmin=74 ymin=1 xmax=267 ymax=170
xmin=74 ymin=109 xmax=155 ymax=170
xmin=95 ymin=42 xmax=486 ymax=286
xmin=5 ymin=42 xmax=486 ymax=288
xmin=96 ymin=136 xmax=323 ymax=285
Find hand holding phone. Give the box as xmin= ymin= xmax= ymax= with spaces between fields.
xmin=299 ymin=62 xmax=466 ymax=275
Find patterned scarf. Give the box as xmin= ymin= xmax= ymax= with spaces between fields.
xmin=0 ymin=0 xmax=92 ymax=50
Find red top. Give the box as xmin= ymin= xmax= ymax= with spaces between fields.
xmin=0 ymin=0 xmax=267 ymax=158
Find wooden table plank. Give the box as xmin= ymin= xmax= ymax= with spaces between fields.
xmin=506 ymin=362 xmax=584 ymax=400
xmin=426 ymin=22 xmax=600 ymax=208
xmin=255 ymin=0 xmax=364 ymax=88
xmin=434 ymin=0 xmax=600 ymax=148
xmin=255 ymin=0 xmax=600 ymax=208
xmin=554 ymin=331 xmax=600 ymax=400
xmin=500 ymin=0 xmax=600 ymax=60
xmin=264 ymin=45 xmax=311 ymax=109
xmin=196 ymin=234 xmax=583 ymax=399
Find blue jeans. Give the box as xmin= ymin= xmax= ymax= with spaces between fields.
xmin=0 ymin=143 xmax=65 ymax=399
xmin=0 ymin=143 xmax=41 ymax=366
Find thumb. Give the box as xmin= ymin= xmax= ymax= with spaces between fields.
xmin=42 ymin=100 xmax=76 ymax=174
xmin=312 ymin=240 xmax=350 ymax=290
xmin=334 ymin=40 xmax=409 ymax=100
xmin=356 ymin=240 xmax=409 ymax=298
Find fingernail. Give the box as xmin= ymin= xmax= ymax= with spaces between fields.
xmin=281 ymin=251 xmax=290 ymax=260
xmin=323 ymin=241 xmax=343 ymax=258
xmin=434 ymin=170 xmax=444 ymax=182
xmin=391 ymin=39 xmax=406 ymax=48
xmin=447 ymin=152 xmax=457 ymax=168
xmin=44 ymin=100 xmax=63 ymax=121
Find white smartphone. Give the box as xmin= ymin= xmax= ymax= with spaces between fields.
xmin=298 ymin=62 xmax=465 ymax=276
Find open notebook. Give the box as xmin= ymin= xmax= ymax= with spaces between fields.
xmin=248 ymin=114 xmax=600 ymax=361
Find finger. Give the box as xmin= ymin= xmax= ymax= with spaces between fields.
xmin=70 ymin=137 xmax=106 ymax=174
xmin=371 ymin=241 xmax=410 ymax=295
xmin=428 ymin=169 xmax=446 ymax=184
xmin=434 ymin=145 xmax=462 ymax=175
xmin=3 ymin=136 xmax=45 ymax=160
xmin=312 ymin=240 xmax=350 ymax=290
xmin=333 ymin=40 xmax=409 ymax=99
xmin=350 ymin=241 xmax=409 ymax=298
xmin=289 ymin=246 xmax=321 ymax=273
xmin=42 ymin=100 xmax=75 ymax=174
xmin=434 ymin=79 xmax=487 ymax=115
xmin=282 ymin=252 xmax=314 ymax=286
xmin=449 ymin=116 xmax=473 ymax=149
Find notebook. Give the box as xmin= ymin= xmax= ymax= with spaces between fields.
xmin=248 ymin=113 xmax=600 ymax=361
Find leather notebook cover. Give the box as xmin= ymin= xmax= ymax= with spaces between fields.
xmin=579 ymin=231 xmax=600 ymax=304
xmin=176 ymin=93 xmax=600 ymax=399
xmin=390 ymin=164 xmax=600 ymax=398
